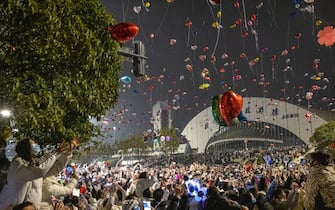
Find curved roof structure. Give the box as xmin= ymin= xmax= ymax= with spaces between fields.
xmin=181 ymin=97 xmax=328 ymax=153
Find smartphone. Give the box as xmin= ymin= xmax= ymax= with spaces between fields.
xmin=143 ymin=200 xmax=151 ymax=210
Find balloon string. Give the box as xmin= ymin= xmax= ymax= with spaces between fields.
xmin=271 ymin=62 xmax=275 ymax=81
xmin=231 ymin=64 xmax=236 ymax=90
xmin=241 ymin=0 xmax=248 ymax=30
xmin=121 ymin=0 xmax=125 ymax=22
xmin=205 ymin=0 xmax=216 ymax=21
xmin=137 ymin=14 xmax=149 ymax=43
xmin=211 ymin=28 xmax=220 ymax=58
xmin=155 ymin=4 xmax=170 ymax=37
xmin=210 ymin=1 xmax=223 ymax=57
xmin=274 ymin=57 xmax=281 ymax=74
xmin=187 ymin=26 xmax=191 ymax=47
xmin=123 ymin=0 xmax=131 ymax=22
xmin=286 ymin=19 xmax=291 ymax=50
xmin=311 ymin=3 xmax=315 ymax=36
xmin=191 ymin=51 xmax=196 ymax=88
xmin=245 ymin=57 xmax=255 ymax=75
xmin=141 ymin=0 xmax=149 ymax=12
xmin=221 ymin=28 xmax=227 ymax=54
xmin=267 ymin=0 xmax=279 ymax=29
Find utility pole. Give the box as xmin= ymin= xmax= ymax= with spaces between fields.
xmin=117 ymin=40 xmax=147 ymax=77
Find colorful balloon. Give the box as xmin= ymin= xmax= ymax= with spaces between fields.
xmin=199 ymin=83 xmax=210 ymax=90
xmin=120 ymin=76 xmax=132 ymax=84
xmin=212 ymin=95 xmax=226 ymax=126
xmin=209 ymin=0 xmax=220 ymax=5
xmin=109 ymin=22 xmax=139 ymax=42
xmin=317 ymin=26 xmax=335 ymax=47
xmin=169 ymin=39 xmax=177 ymax=45
xmin=218 ymin=90 xmax=243 ymax=125
xmin=133 ymin=6 xmax=141 ymax=14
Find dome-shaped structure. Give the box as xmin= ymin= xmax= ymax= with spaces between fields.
xmin=181 ymin=97 xmax=328 ymax=153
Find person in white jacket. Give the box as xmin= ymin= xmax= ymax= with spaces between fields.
xmin=41 ymin=172 xmax=78 ymax=208
xmin=0 ymin=138 xmax=77 ymax=210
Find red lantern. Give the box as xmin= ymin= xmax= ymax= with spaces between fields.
xmin=108 ymin=22 xmax=139 ymax=43
xmin=218 ymin=90 xmax=243 ymax=125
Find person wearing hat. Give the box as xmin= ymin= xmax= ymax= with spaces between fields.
xmin=304 ymin=151 xmax=335 ymax=210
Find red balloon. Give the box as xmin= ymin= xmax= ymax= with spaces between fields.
xmin=218 ymin=90 xmax=243 ymax=125
xmin=209 ymin=0 xmax=220 ymax=5
xmin=109 ymin=22 xmax=139 ymax=43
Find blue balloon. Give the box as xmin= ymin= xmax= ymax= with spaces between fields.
xmin=120 ymin=76 xmax=132 ymax=84
xmin=195 ymin=195 xmax=202 ymax=202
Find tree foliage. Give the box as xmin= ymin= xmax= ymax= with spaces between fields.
xmin=119 ymin=134 xmax=150 ymax=156
xmin=310 ymin=121 xmax=335 ymax=155
xmin=159 ymin=128 xmax=180 ymax=156
xmin=0 ymin=0 xmax=122 ymax=144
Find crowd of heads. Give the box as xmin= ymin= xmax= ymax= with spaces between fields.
xmin=1 ymin=141 xmax=335 ymax=210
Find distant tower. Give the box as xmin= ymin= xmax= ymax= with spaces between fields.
xmin=152 ymin=101 xmax=172 ymax=133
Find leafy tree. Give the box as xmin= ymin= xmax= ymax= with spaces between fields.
xmin=160 ymin=128 xmax=180 ymax=156
xmin=0 ymin=0 xmax=122 ymax=145
xmin=310 ymin=121 xmax=335 ymax=156
xmin=118 ymin=134 xmax=150 ymax=157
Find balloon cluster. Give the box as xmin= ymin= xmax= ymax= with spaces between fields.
xmin=212 ymin=90 xmax=245 ymax=126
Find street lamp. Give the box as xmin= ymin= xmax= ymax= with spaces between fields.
xmin=0 ymin=109 xmax=11 ymax=118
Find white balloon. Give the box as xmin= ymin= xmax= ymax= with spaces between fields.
xmin=304 ymin=0 xmax=314 ymax=3
xmin=133 ymin=6 xmax=141 ymax=14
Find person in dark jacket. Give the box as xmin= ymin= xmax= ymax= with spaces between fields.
xmin=249 ymin=187 xmax=274 ymax=210
xmin=270 ymin=187 xmax=288 ymax=210
xmin=152 ymin=188 xmax=169 ymax=210
xmin=0 ymin=139 xmax=10 ymax=193
xmin=203 ymin=186 xmax=248 ymax=210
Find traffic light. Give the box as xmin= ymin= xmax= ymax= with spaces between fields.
xmin=133 ymin=40 xmax=146 ymax=77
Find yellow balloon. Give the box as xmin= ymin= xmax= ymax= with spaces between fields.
xmin=315 ymin=76 xmax=321 ymax=81
xmin=167 ymin=0 xmax=174 ymax=2
xmin=217 ymin=11 xmax=222 ymax=18
xmin=212 ymin=21 xmax=219 ymax=28
xmin=254 ymin=57 xmax=260 ymax=63
xmin=145 ymin=2 xmax=150 ymax=8
xmin=229 ymin=24 xmax=237 ymax=29
xmin=315 ymin=20 xmax=322 ymax=26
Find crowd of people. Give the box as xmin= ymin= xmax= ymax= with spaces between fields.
xmin=0 ymin=138 xmax=335 ymax=210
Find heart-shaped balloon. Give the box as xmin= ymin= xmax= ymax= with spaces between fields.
xmin=212 ymin=95 xmax=226 ymax=126
xmin=108 ymin=22 xmax=139 ymax=43
xmin=218 ymin=90 xmax=243 ymax=125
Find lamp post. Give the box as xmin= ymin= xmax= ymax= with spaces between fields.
xmin=0 ymin=109 xmax=11 ymax=118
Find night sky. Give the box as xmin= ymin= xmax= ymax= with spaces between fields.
xmin=100 ymin=0 xmax=335 ymax=142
